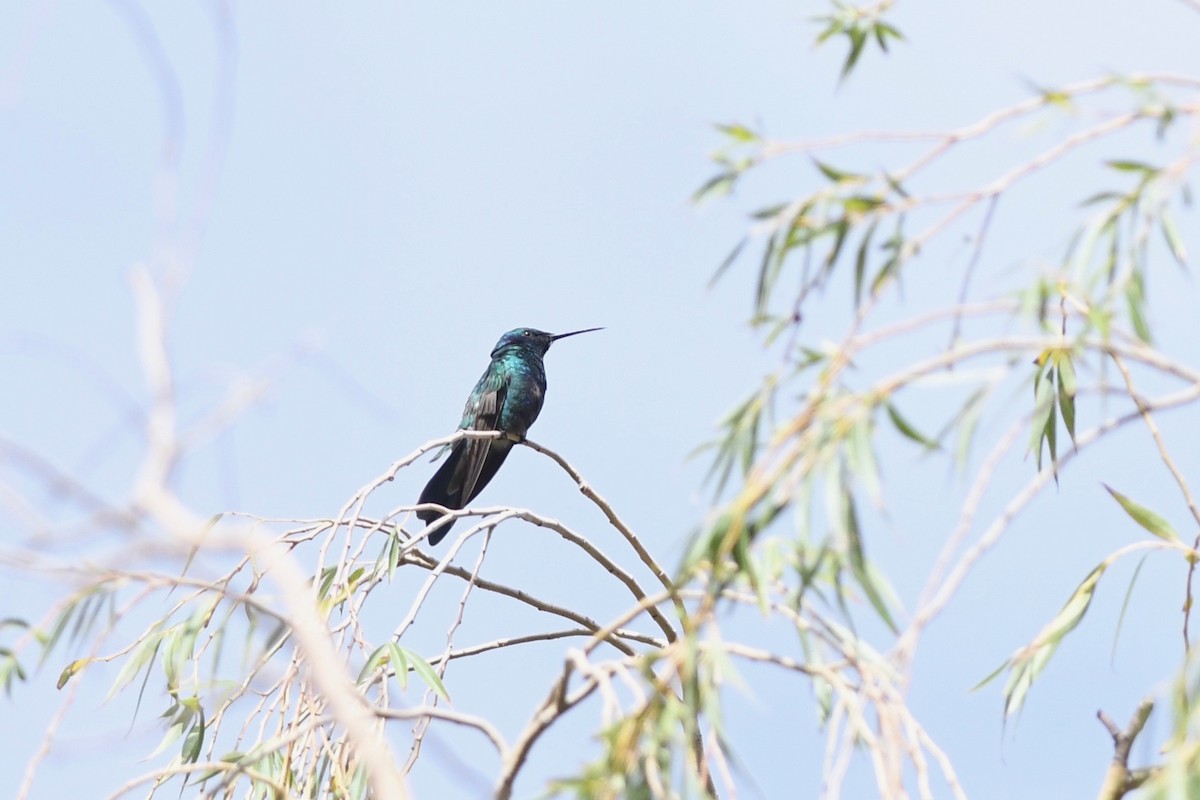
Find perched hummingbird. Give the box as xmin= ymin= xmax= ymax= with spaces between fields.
xmin=417 ymin=327 xmax=602 ymax=544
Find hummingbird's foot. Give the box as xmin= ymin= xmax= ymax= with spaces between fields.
xmin=502 ymin=431 xmax=525 ymax=443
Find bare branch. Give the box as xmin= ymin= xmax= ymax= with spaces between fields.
xmin=1096 ymin=698 xmax=1156 ymax=800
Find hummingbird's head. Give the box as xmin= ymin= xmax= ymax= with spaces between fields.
xmin=491 ymin=327 xmax=603 ymax=358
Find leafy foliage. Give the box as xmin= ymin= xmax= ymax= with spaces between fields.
xmin=7 ymin=2 xmax=1200 ymax=799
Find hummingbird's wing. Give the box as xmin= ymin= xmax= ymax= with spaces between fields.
xmin=455 ymin=373 xmax=508 ymax=505
xmin=416 ymin=366 xmax=513 ymax=545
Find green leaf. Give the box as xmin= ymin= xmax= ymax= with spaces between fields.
xmin=1079 ymin=190 xmax=1125 ymax=207
xmin=182 ymin=706 xmax=205 ymax=764
xmin=406 ymin=648 xmax=450 ymax=701
xmin=1125 ymin=270 xmax=1152 ymax=342
xmin=841 ymin=26 xmax=868 ymax=79
xmin=388 ymin=642 xmax=410 ymax=691
xmin=709 ymin=236 xmax=749 ymax=288
xmin=953 ymin=386 xmax=989 ymax=471
xmin=882 ymin=171 xmax=910 ymax=199
xmin=754 ymin=227 xmax=781 ymax=315
xmin=813 ymin=159 xmax=864 ymax=184
xmin=0 ymin=651 xmax=27 ymax=697
xmin=149 ymin=701 xmax=195 ymax=759
xmin=843 ymin=495 xmax=898 ymax=633
xmin=107 ymin=626 xmax=164 ymax=700
xmin=814 ymin=15 xmax=843 ymax=45
xmin=1103 ymin=484 xmax=1180 ymax=542
xmin=1111 ymin=554 xmax=1148 ymax=664
xmin=971 ymin=658 xmax=1010 ymax=692
xmin=873 ymin=21 xmax=905 ymax=51
xmin=317 ymin=567 xmax=337 ymax=600
xmin=885 ymin=402 xmax=940 ymax=450
xmin=56 ymin=657 xmax=90 ymax=690
xmin=843 ymin=195 xmax=884 ymax=215
xmin=693 ymin=171 xmax=739 ymax=204
xmin=846 ymin=418 xmax=883 ymax=507
xmin=1000 ymin=561 xmax=1108 ymax=718
xmin=853 ymin=220 xmax=879 ymax=306
xmin=1105 ymin=160 xmax=1160 ymax=175
xmin=387 ymin=528 xmax=402 ymax=581
xmin=824 ymin=218 xmax=851 ymax=271
xmin=356 ymin=644 xmax=390 ymax=687
xmin=1161 ymin=211 xmax=1188 ymax=269
xmin=1042 ymin=90 xmax=1073 ymax=108
xmin=38 ymin=601 xmax=78 ymax=667
xmin=1028 ymin=365 xmax=1056 ymax=470
xmin=1055 ymin=358 xmax=1076 ymax=446
xmin=870 ymin=253 xmax=902 ymax=297
xmin=715 ymin=122 xmax=759 ymax=143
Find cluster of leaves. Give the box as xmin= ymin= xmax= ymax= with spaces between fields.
xmin=980 ymin=484 xmax=1188 ymax=721
xmin=0 ymin=618 xmax=30 ymax=697
xmin=1028 ymin=346 xmax=1077 ymax=474
xmin=29 ymin=578 xmax=288 ymax=796
xmin=686 ymin=5 xmax=1200 ymax=795
xmin=813 ymin=0 xmax=905 ymax=79
xmin=553 ymin=639 xmax=721 ymax=799
xmin=21 ymin=543 xmax=454 ymax=799
xmin=700 ymin=150 xmax=912 ymax=335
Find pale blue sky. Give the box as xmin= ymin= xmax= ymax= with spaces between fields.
xmin=2 ymin=1 xmax=1199 ymax=798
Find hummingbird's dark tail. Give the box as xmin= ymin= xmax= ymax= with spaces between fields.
xmin=417 ymin=440 xmax=513 ymax=545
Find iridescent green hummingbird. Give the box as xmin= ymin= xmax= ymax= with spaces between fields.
xmin=417 ymin=327 xmax=602 ymax=544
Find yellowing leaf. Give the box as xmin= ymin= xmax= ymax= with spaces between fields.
xmin=1103 ymin=484 xmax=1180 ymax=542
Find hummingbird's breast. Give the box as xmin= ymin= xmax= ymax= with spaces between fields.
xmin=497 ymin=353 xmax=547 ymax=436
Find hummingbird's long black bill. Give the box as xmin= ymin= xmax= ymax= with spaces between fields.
xmin=550 ymin=327 xmax=604 ymax=341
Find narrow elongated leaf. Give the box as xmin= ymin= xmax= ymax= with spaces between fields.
xmin=107 ymin=627 xmax=164 ymax=700
xmin=387 ymin=529 xmax=402 ymax=581
xmin=182 ymin=706 xmax=205 ymax=764
xmin=953 ymin=386 xmax=990 ymax=470
xmin=841 ymin=26 xmax=868 ymax=78
xmin=813 ymin=159 xmax=864 ymax=183
xmin=886 ymin=402 xmax=940 ymax=450
xmin=406 ymin=648 xmax=450 ymax=701
xmin=39 ymin=601 xmax=78 ymax=667
xmin=1161 ymin=211 xmax=1188 ymax=269
xmin=317 ymin=567 xmax=337 ymax=601
xmin=873 ymin=21 xmax=905 ymax=50
xmin=971 ymin=659 xmax=1009 ymax=692
xmin=1056 ymin=357 xmax=1076 ymax=446
xmin=998 ymin=561 xmax=1108 ymax=718
xmin=1126 ymin=270 xmax=1152 ymax=342
xmin=847 ymin=419 xmax=883 ymax=508
xmin=709 ymin=236 xmax=749 ymax=287
xmin=1105 ymin=160 xmax=1159 ymax=175
xmin=0 ymin=651 xmax=27 ymax=696
xmin=843 ymin=495 xmax=898 ymax=632
xmin=356 ymin=644 xmax=390 ymax=687
xmin=1028 ymin=367 xmax=1056 ymax=469
xmin=824 ymin=218 xmax=851 ymax=271
xmin=715 ymin=122 xmax=758 ymax=143
xmin=693 ymin=171 xmax=738 ymax=204
xmin=1079 ymin=190 xmax=1124 ymax=207
xmin=1103 ymin=484 xmax=1180 ymax=542
xmin=388 ymin=642 xmax=410 ymax=691
xmin=1111 ymin=554 xmax=1149 ymax=663
xmin=853 ymin=220 xmax=879 ymax=306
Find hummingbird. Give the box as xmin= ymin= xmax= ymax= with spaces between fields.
xmin=417 ymin=326 xmax=602 ymax=544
